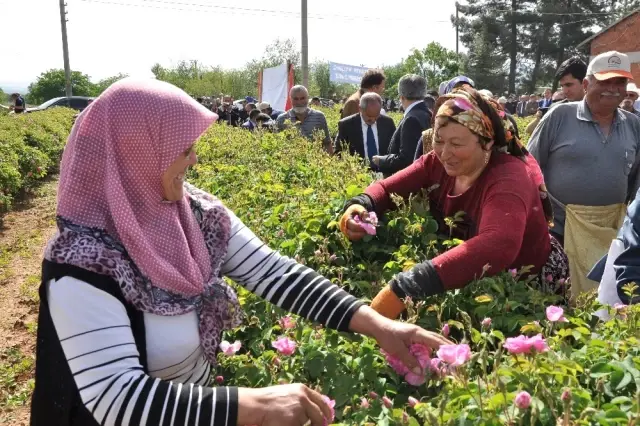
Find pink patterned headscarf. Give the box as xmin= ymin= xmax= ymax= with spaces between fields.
xmin=57 ymin=78 xmax=217 ymax=297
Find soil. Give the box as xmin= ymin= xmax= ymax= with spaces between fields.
xmin=0 ymin=177 xmax=59 ymax=425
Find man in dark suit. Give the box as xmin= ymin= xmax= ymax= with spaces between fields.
xmin=372 ymin=74 xmax=430 ymax=176
xmin=334 ymin=93 xmax=396 ymax=169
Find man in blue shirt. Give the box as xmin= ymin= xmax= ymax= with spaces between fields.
xmin=538 ymin=88 xmax=553 ymax=108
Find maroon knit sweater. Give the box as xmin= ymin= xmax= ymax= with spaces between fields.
xmin=365 ymin=152 xmax=551 ymax=290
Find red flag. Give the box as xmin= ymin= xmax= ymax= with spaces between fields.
xmin=285 ymin=63 xmax=295 ymax=110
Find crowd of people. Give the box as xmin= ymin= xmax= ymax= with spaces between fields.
xmin=26 ymin=44 xmax=640 ymax=425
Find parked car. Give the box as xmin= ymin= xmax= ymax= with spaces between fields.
xmin=27 ymin=96 xmax=94 ymax=113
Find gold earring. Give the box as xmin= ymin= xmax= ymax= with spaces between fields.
xmin=484 ymin=151 xmax=490 ymax=165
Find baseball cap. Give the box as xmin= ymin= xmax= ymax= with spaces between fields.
xmin=257 ymin=102 xmax=271 ymax=110
xmin=586 ymin=51 xmax=633 ymax=81
xmin=627 ymin=82 xmax=640 ymax=95
xmin=245 ymin=96 xmax=257 ymax=103
xmin=478 ymin=89 xmax=494 ymax=99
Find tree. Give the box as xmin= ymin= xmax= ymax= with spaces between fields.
xmin=245 ymin=38 xmax=301 ymax=91
xmin=94 ymin=73 xmax=129 ymax=95
xmin=27 ymin=69 xmax=97 ymax=104
xmin=403 ymin=42 xmax=461 ymax=89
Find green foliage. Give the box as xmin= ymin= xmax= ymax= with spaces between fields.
xmin=151 ymin=39 xmax=458 ymax=99
xmin=0 ymin=108 xmax=76 ymax=213
xmin=94 ymin=73 xmax=129 ymax=95
xmin=184 ymin=112 xmax=640 ymax=424
xmin=8 ymin=105 xmax=634 ymax=424
xmin=455 ymin=0 xmax=622 ymax=94
xmin=27 ymin=69 xmax=97 ymax=104
xmin=404 ymin=42 xmax=461 ymax=88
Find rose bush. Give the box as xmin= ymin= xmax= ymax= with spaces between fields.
xmin=0 ymin=108 xmax=76 ymax=214
xmin=11 ymin=106 xmax=640 ymax=424
xmin=190 ymin=115 xmax=640 ymax=425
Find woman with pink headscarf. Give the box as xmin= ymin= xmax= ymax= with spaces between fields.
xmin=31 ymin=79 xmax=449 ymax=426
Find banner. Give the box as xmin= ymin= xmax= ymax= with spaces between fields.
xmin=259 ymin=62 xmax=291 ymax=112
xmin=329 ymin=62 xmax=370 ymax=84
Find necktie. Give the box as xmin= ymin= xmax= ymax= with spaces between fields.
xmin=366 ymin=124 xmax=377 ymax=162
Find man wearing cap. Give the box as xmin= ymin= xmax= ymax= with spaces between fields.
xmin=257 ymin=102 xmax=284 ymax=121
xmin=529 ymin=51 xmax=640 ymax=299
xmin=620 ymin=83 xmax=640 ymax=118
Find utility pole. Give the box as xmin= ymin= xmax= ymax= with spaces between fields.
xmin=301 ymin=0 xmax=309 ymax=88
xmin=455 ymin=2 xmax=459 ymax=55
xmin=59 ymin=0 xmax=72 ymax=98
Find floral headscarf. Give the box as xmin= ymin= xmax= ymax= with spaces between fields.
xmin=434 ymin=88 xmax=554 ymax=225
xmin=435 ymin=88 xmax=527 ymax=159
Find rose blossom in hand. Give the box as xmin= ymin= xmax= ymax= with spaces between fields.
xmin=353 ymin=212 xmax=378 ymax=235
xmin=321 ymin=395 xmax=335 ymax=425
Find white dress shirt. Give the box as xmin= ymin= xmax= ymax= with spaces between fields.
xmin=360 ymin=117 xmax=379 ymax=159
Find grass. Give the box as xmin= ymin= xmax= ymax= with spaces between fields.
xmin=0 ymin=347 xmax=34 ymax=411
xmin=19 ymin=275 xmax=40 ymax=305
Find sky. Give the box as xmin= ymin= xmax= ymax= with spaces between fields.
xmin=0 ymin=0 xmax=459 ymax=92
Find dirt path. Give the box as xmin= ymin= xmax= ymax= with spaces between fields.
xmin=0 ymin=177 xmax=59 ymax=425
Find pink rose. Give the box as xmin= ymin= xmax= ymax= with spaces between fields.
xmin=546 ymin=305 xmax=567 ymax=322
xmin=215 ymin=375 xmax=224 ymax=384
xmin=509 ymin=268 xmax=518 ymax=278
xmin=503 ymin=335 xmax=531 ymax=355
xmin=436 ymin=344 xmax=471 ymax=367
xmin=321 ymin=395 xmax=335 ymax=424
xmin=279 ymin=315 xmax=296 ymax=330
xmin=359 ymin=397 xmax=370 ymax=409
xmin=504 ymin=334 xmax=548 ymax=354
xmin=381 ymin=349 xmax=410 ymax=375
xmin=514 ymin=391 xmax=531 ymax=409
xmin=481 ymin=317 xmax=492 ymax=328
xmin=407 ymin=396 xmax=419 ymax=407
xmin=404 ymin=371 xmax=426 ymax=386
xmin=546 ymin=274 xmax=553 ymax=282
xmin=382 ymin=396 xmax=393 ymax=408
xmin=218 ymin=340 xmax=241 ymax=356
xmin=271 ymin=336 xmax=297 ymax=356
xmin=368 ymin=391 xmax=379 ymax=399
xmin=353 ymin=212 xmax=378 ymax=235
xmin=528 ymin=334 xmax=549 ymax=352
xmin=441 ymin=323 xmax=450 ymax=337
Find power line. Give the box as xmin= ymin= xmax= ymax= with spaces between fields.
xmin=78 ymin=0 xmax=453 ymax=23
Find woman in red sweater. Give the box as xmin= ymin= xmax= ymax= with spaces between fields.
xmin=339 ymin=87 xmax=569 ymax=319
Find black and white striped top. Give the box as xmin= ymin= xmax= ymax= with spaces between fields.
xmin=46 ymin=208 xmax=363 ymax=426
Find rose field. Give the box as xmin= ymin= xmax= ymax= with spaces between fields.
xmin=1 ymin=107 xmax=640 ymax=425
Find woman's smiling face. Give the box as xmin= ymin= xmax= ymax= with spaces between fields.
xmin=161 ymin=144 xmax=197 ymax=202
